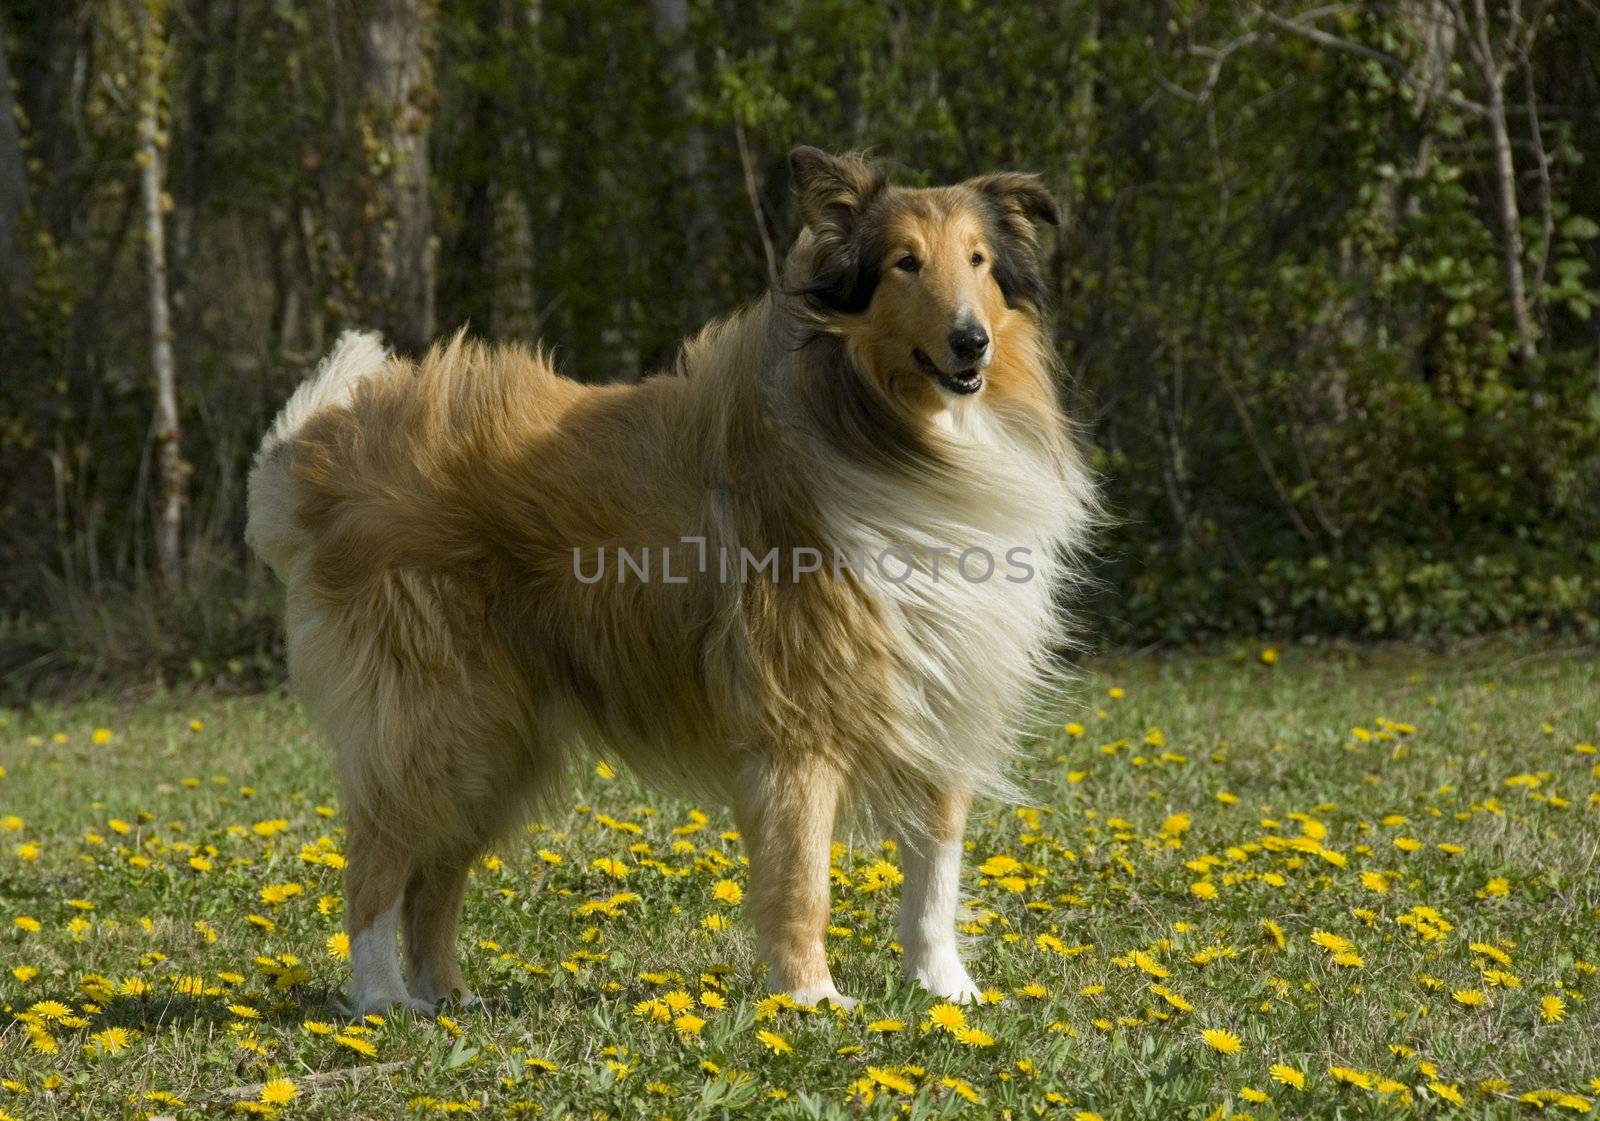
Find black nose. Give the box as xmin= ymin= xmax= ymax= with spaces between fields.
xmin=948 ymin=325 xmax=989 ymax=363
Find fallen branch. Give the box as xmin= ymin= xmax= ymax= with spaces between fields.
xmin=146 ymin=1059 xmax=410 ymax=1118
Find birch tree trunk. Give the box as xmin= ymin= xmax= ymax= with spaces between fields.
xmin=356 ymin=0 xmax=437 ymax=355
xmin=1457 ymin=0 xmax=1538 ymax=360
xmin=137 ymin=0 xmax=185 ymax=588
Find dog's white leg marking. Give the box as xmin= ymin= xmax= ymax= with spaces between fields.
xmin=348 ymin=900 xmax=431 ymax=1015
xmin=783 ymin=976 xmax=858 ymax=1012
xmin=899 ymin=835 xmax=981 ymax=1003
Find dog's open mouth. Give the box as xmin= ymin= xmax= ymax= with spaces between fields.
xmin=913 ymin=349 xmax=984 ymax=395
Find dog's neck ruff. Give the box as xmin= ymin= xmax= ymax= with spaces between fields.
xmin=748 ymin=307 xmax=1094 ymax=803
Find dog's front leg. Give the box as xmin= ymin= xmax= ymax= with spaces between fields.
xmin=898 ymin=784 xmax=981 ymax=1002
xmin=733 ymin=751 xmax=854 ymax=1009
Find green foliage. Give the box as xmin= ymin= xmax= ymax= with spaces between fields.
xmin=3 ymin=0 xmax=1600 ymax=666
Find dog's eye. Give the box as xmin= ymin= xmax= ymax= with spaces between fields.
xmin=895 ymin=255 xmax=920 ymax=273
xmin=970 ymin=252 xmax=985 ymax=267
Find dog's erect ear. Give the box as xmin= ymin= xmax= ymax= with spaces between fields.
xmin=789 ymin=147 xmax=888 ymax=313
xmin=965 ymin=172 xmax=1061 ymax=229
xmin=966 ymin=172 xmax=1058 ymax=312
xmin=789 ymin=146 xmax=886 ymax=231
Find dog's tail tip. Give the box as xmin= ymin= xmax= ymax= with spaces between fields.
xmin=247 ymin=330 xmax=390 ymax=574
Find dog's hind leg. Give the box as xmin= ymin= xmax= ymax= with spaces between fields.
xmin=897 ymin=783 xmax=980 ymax=1003
xmin=733 ymin=752 xmax=854 ymax=1009
xmin=344 ymin=814 xmax=436 ymax=1016
xmin=402 ymin=847 xmax=475 ymax=1006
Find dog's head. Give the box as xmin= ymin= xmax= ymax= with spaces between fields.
xmin=788 ymin=146 xmax=1059 ymax=410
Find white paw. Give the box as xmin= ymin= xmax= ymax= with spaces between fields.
xmin=907 ymin=952 xmax=981 ymax=1004
xmin=788 ymin=982 xmax=858 ymax=1011
xmin=344 ymin=988 xmax=437 ymax=1018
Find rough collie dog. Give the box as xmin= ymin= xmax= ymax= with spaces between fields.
xmin=246 ymin=147 xmax=1094 ymax=1015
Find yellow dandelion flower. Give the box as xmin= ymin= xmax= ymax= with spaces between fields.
xmin=1128 ymin=950 xmax=1170 ymax=977
xmin=856 ymin=859 xmax=903 ymax=892
xmin=978 ymin=854 xmax=1023 ymax=877
xmin=867 ymin=1067 xmax=915 ymax=1094
xmin=674 ymin=1013 xmax=706 ymax=1035
xmin=1154 ymin=986 xmax=1194 ymax=1012
xmin=1469 ymin=942 xmax=1511 ymax=965
xmin=1540 ymin=994 xmax=1566 ymax=1023
xmin=1429 ymin=1082 xmax=1465 ymax=1105
xmin=1329 ymin=1067 xmax=1374 ymax=1089
xmin=259 ymin=1080 xmax=297 ymax=1105
xmin=1240 ymin=1086 xmax=1269 ymax=1103
xmin=711 ymin=879 xmax=742 ymax=905
xmin=1200 ymin=1028 xmax=1242 ymax=1055
xmin=927 ymin=1003 xmax=966 ymax=1033
xmin=13 ymin=916 xmax=40 ymax=932
xmin=868 ymin=1019 xmax=905 ymax=1033
xmin=1310 ymin=930 xmax=1355 ymax=955
xmin=755 ymin=1029 xmax=790 ymax=1055
xmin=91 ymin=728 xmax=112 ymax=745
xmin=259 ymin=882 xmax=304 ymax=905
xmin=633 ymin=998 xmax=669 ymax=1022
xmin=1452 ymin=989 xmax=1486 ymax=1007
xmin=335 ymin=1034 xmax=378 ymax=1057
xmin=89 ymin=1027 xmax=132 ymax=1055
xmin=953 ymin=1026 xmax=994 ymax=1047
xmin=327 ymin=932 xmax=350 ymax=961
xmin=1269 ymin=1064 xmax=1306 ymax=1090
xmin=941 ymin=1076 xmax=981 ymax=1103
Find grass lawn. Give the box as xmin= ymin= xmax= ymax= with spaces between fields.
xmin=1 ymin=639 xmax=1597 ymax=1119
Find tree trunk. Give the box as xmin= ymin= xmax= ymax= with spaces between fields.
xmin=356 ymin=0 xmax=437 ymax=355
xmin=137 ymin=0 xmax=185 ymax=588
xmin=0 ymin=18 xmax=28 ymax=288
xmin=1461 ymin=0 xmax=1537 ymax=360
xmin=1482 ymin=89 xmax=1534 ymax=360
xmin=649 ymin=0 xmax=716 ymax=329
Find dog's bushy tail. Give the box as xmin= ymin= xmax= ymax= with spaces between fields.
xmin=246 ymin=330 xmax=389 ymax=577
